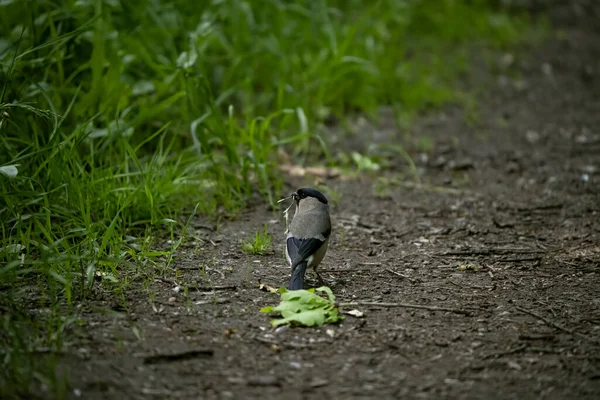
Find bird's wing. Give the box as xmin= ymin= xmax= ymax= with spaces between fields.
xmin=286 ymin=227 xmax=330 ymax=268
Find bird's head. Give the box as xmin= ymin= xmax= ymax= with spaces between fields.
xmin=292 ymin=187 xmax=328 ymax=208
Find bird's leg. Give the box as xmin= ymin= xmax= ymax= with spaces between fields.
xmin=315 ymin=270 xmax=328 ymax=286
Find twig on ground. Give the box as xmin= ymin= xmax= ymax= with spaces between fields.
xmin=516 ymin=306 xmax=598 ymax=344
xmin=155 ymin=277 xmax=177 ymax=285
xmin=339 ymin=301 xmax=473 ymax=316
xmin=318 ymin=268 xmax=373 ymax=273
xmin=482 ymin=344 xmax=527 ymax=360
xmin=142 ymin=349 xmax=213 ymax=364
xmin=448 ymin=279 xmax=494 ymax=290
xmin=357 ymin=262 xmax=382 ymax=266
xmin=437 ymin=248 xmax=544 ymax=257
xmin=518 ymin=334 xmax=557 ymax=341
xmin=255 ymin=337 xmax=310 ymax=349
xmin=187 ymin=285 xmax=237 ymax=292
xmin=385 ymin=268 xmax=410 ymax=279
xmin=495 ymin=256 xmax=542 ymax=263
xmin=516 ymin=306 xmax=573 ymax=334
xmin=155 ymin=277 xmax=236 ymax=292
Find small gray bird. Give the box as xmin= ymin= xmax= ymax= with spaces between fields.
xmin=285 ymin=188 xmax=331 ymax=290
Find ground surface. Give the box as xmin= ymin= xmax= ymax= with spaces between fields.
xmin=56 ymin=4 xmax=599 ymax=399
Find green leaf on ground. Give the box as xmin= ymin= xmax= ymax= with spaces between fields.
xmin=260 ymin=286 xmax=343 ymax=327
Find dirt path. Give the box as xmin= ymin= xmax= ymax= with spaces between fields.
xmin=63 ymin=4 xmax=599 ymax=400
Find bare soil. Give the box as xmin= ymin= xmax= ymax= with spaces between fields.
xmin=46 ymin=3 xmax=600 ymax=399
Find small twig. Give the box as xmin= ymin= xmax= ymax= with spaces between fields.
xmin=527 ymin=346 xmax=563 ymax=354
xmin=142 ymin=349 xmax=213 ymax=364
xmin=493 ymin=219 xmax=515 ymax=229
xmin=357 ymin=221 xmax=378 ymax=230
xmin=385 ymin=268 xmax=409 ymax=279
xmin=516 ymin=306 xmax=598 ymax=343
xmin=357 ymin=262 xmax=382 ymax=266
xmin=339 ymin=301 xmax=473 ymax=316
xmin=438 ymin=248 xmax=544 ymax=257
xmin=187 ymin=285 xmax=237 ymax=292
xmin=495 ymin=256 xmax=542 ymax=263
xmin=482 ymin=344 xmax=527 ymax=360
xmin=318 ymin=268 xmax=374 ymax=273
xmin=156 ymin=277 xmax=236 ymax=292
xmin=194 ymin=298 xmax=228 ymax=305
xmin=154 ymin=300 xmax=178 ymax=307
xmin=255 ymin=337 xmax=310 ymax=349
xmin=393 ymin=228 xmax=413 ymax=238
xmin=448 ymin=279 xmax=494 ymax=290
xmin=518 ymin=334 xmax=557 ymax=341
xmin=155 ymin=277 xmax=177 ymax=285
xmin=516 ymin=203 xmax=564 ymax=212
xmin=516 ymin=306 xmax=573 ymax=334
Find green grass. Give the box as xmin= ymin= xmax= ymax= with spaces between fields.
xmin=0 ymin=0 xmax=545 ymax=396
xmin=241 ymin=224 xmax=272 ymax=255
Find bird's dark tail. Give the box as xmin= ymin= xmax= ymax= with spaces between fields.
xmin=289 ymin=261 xmax=307 ymax=290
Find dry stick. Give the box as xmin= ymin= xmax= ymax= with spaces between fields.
xmin=515 ymin=306 xmax=574 ymax=334
xmin=495 ymin=256 xmax=542 ymax=263
xmin=482 ymin=344 xmax=528 ymax=360
xmin=448 ymin=279 xmax=494 ymax=290
xmin=339 ymin=301 xmax=472 ymax=316
xmin=438 ymin=248 xmax=545 ymax=256
xmin=187 ymin=285 xmax=237 ymax=292
xmin=155 ymin=277 xmax=236 ymax=292
xmin=319 ymin=268 xmax=373 ymax=273
xmin=142 ymin=349 xmax=213 ymax=364
xmin=385 ymin=268 xmax=410 ymax=279
xmin=515 ymin=306 xmax=598 ymax=344
xmin=255 ymin=336 xmax=309 ymax=349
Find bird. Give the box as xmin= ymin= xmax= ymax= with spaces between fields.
xmin=285 ymin=187 xmax=332 ymax=290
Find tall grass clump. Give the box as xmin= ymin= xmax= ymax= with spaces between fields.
xmin=0 ymin=0 xmax=543 ymax=395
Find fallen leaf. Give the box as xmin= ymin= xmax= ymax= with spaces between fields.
xmin=224 ymin=328 xmax=236 ymax=338
xmin=259 ymin=283 xmax=279 ymax=294
xmin=261 ymin=287 xmax=343 ymax=327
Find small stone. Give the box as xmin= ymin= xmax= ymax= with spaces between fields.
xmin=289 ymin=361 xmax=302 ymax=369
xmin=541 ymin=63 xmax=553 ymax=76
xmin=508 ymin=361 xmax=522 ymax=370
xmin=274 ymin=326 xmax=289 ymax=335
xmin=525 ymin=130 xmax=540 ymax=143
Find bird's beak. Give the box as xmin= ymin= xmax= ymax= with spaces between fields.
xmin=292 ymin=192 xmax=299 ymax=202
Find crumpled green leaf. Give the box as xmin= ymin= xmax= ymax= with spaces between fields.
xmin=260 ymin=286 xmax=343 ymax=327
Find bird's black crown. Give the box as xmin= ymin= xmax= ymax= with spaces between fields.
xmin=293 ymin=187 xmax=328 ymax=204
